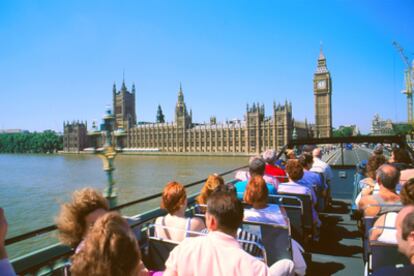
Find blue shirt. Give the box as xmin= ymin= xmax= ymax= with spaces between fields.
xmin=234 ymin=180 xmax=277 ymax=200
xmin=298 ymin=171 xmax=325 ymax=191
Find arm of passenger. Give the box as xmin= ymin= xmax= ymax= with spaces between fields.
xmin=309 ymin=188 xmax=317 ymax=206
xmin=370 ymin=215 xmax=385 ymax=241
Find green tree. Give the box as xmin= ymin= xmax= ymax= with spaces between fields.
xmin=0 ymin=131 xmax=63 ymax=153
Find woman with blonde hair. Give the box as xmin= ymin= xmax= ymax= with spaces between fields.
xmin=155 ymin=181 xmax=205 ymax=242
xmin=56 ymin=188 xmax=109 ymax=250
xmin=71 ymin=212 xmax=149 ymax=276
xmin=196 ymin=174 xmax=225 ymax=205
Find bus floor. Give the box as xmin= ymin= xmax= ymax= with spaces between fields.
xmin=306 ymin=200 xmax=363 ymax=276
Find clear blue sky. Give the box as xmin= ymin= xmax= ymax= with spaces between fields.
xmin=0 ymin=0 xmax=413 ymax=133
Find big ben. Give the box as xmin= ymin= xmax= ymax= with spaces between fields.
xmin=314 ymin=47 xmax=332 ymax=138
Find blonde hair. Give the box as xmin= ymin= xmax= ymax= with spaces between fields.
xmin=71 ymin=212 xmax=140 ymax=276
xmin=56 ymin=188 xmax=109 ymax=247
xmin=196 ymin=174 xmax=225 ymax=205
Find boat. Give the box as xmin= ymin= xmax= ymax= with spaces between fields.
xmin=5 ymin=135 xmax=413 ymax=275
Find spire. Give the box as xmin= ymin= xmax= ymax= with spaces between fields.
xmin=318 ymin=41 xmax=325 ymax=60
xmin=178 ymin=82 xmax=184 ymax=102
xmin=121 ymin=71 xmax=127 ymax=92
xmin=156 ymin=104 xmax=165 ymax=123
xmin=113 ymin=82 xmax=116 ymax=93
xmin=132 ymin=83 xmax=136 ymax=94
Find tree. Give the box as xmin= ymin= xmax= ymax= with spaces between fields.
xmin=0 ymin=131 xmax=63 ymax=153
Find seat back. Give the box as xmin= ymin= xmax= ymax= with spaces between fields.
xmin=277 ymin=192 xmax=313 ymax=233
xmin=368 ymin=241 xmax=410 ymax=274
xmin=146 ymin=237 xmax=179 ymax=270
xmin=363 ymin=216 xmax=377 ymax=262
xmin=268 ymin=194 xmax=305 ymax=245
xmin=242 ymin=220 xmax=292 ymax=265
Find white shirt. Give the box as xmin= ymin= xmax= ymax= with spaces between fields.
xmin=311 ymin=157 xmax=333 ymax=182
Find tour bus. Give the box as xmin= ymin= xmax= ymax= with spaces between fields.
xmin=4 ymin=135 xmax=412 ymax=275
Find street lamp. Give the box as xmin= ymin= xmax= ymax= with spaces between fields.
xmin=88 ymin=107 xmax=126 ymax=208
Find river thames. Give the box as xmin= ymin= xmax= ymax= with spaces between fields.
xmin=0 ymin=153 xmax=247 ymax=258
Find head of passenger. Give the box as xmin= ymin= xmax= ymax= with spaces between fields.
xmin=248 ymin=156 xmax=266 ymax=177
xmin=376 ymin=164 xmax=400 ymax=191
xmin=286 ymin=149 xmax=296 ymax=160
xmin=244 ymin=176 xmax=268 ymax=208
xmin=299 ymin=153 xmax=313 ymax=170
xmin=395 ymin=205 xmax=414 ymax=261
xmin=401 ymin=178 xmax=414 ymax=205
xmin=312 ymin=148 xmax=322 ymax=159
xmin=373 ymin=144 xmax=384 ymax=156
xmin=390 ymin=147 xmax=412 ymax=166
xmin=56 ymin=188 xmax=109 ymax=248
xmin=71 ymin=212 xmax=142 ymax=276
xmin=366 ymin=154 xmax=387 ymax=180
xmin=206 ymin=186 xmax=244 ymax=236
xmin=197 ymin=174 xmax=225 ymax=205
xmin=286 ymin=159 xmax=304 ymax=182
xmin=262 ymin=149 xmax=277 ymax=165
xmin=161 ymin=181 xmax=187 ymax=215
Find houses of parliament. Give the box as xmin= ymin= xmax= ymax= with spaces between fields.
xmin=64 ymin=49 xmax=333 ymax=154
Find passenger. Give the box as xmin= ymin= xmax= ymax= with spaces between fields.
xmin=243 ymin=176 xmax=307 ymax=276
xmin=155 ymin=182 xmax=205 ymax=242
xmin=234 ymin=156 xmax=278 ymax=200
xmin=196 ymin=174 xmax=225 ymax=207
xmin=262 ymin=149 xmax=288 ymax=183
xmin=298 ymin=153 xmax=325 ymax=193
xmin=278 ymin=159 xmax=320 ymax=228
xmin=163 ymin=187 xmax=294 ymax=276
xmin=358 ymin=164 xmax=402 ymax=217
xmin=71 ymin=212 xmax=148 ymax=276
xmin=285 ymin=149 xmax=296 ymax=160
xmin=389 ymin=147 xmax=413 ymax=172
xmin=389 ymin=147 xmax=414 ymax=185
xmin=310 ymin=147 xmax=333 ymax=187
xmin=0 ymin=208 xmax=17 ymax=276
xmin=373 ymin=144 xmax=384 ymax=157
xmin=56 ymin=188 xmax=109 ymax=251
xmin=370 ymin=178 xmax=414 ymax=242
xmin=354 ymin=155 xmax=387 ymax=206
xmin=372 ymin=205 xmax=414 ymax=275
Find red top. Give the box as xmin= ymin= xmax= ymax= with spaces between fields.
xmin=265 ymin=164 xmax=287 ymax=183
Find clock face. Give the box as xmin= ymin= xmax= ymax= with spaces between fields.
xmin=317 ymin=80 xmax=326 ymax=89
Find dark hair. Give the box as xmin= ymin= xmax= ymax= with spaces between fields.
xmin=400 ymin=178 xmax=414 ymax=205
xmin=366 ymin=155 xmax=386 ymax=180
xmin=207 ymin=187 xmax=243 ymax=232
xmin=299 ymin=153 xmax=313 ymax=168
xmin=286 ymin=159 xmax=304 ymax=181
xmin=244 ymin=176 xmax=268 ymax=205
xmin=402 ymin=210 xmax=414 ymax=240
xmin=392 ymin=148 xmax=412 ymax=164
xmin=376 ymin=164 xmax=400 ymax=190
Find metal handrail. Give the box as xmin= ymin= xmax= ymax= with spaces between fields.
xmin=5 ymin=164 xmax=248 ymax=246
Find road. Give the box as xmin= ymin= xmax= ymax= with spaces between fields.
xmin=322 ymin=146 xmax=375 ymax=166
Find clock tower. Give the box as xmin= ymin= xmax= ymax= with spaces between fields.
xmin=313 ymin=47 xmax=332 ymax=138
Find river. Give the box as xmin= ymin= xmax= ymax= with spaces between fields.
xmin=0 ymin=153 xmax=247 ymax=258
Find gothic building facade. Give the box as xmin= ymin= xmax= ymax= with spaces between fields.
xmin=63 ymin=121 xmax=88 ymax=152
xmin=314 ymin=47 xmax=333 ymax=138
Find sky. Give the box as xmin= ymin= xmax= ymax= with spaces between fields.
xmin=0 ymin=0 xmax=413 ymax=133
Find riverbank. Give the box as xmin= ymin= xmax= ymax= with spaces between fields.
xmin=58 ymin=150 xmax=251 ymax=157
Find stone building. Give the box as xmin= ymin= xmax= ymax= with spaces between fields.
xmin=314 ymin=47 xmax=333 ymax=138
xmin=63 ymin=121 xmax=88 ymax=152
xmin=113 ymin=80 xmax=136 ymax=130
xmin=125 ymin=85 xmax=309 ymax=154
xmin=371 ymin=114 xmax=394 ymax=135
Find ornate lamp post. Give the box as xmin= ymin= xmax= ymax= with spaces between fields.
xmin=88 ymin=107 xmax=126 ymax=208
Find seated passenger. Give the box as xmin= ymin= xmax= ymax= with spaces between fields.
xmin=262 ymin=149 xmax=288 ymax=183
xmin=279 ymin=159 xmax=320 ymax=230
xmin=0 ymin=208 xmax=16 ymax=276
xmin=354 ymin=155 xmax=387 ymax=206
xmin=359 ymin=164 xmax=402 ymax=217
xmin=155 ymin=182 xmax=205 ymax=242
xmin=372 ymin=205 xmax=414 ymax=275
xmin=234 ymin=156 xmax=277 ymax=200
xmin=196 ymin=174 xmax=225 ymax=207
xmin=298 ymin=153 xmax=325 ymax=192
xmin=370 ymin=178 xmax=414 ymax=242
xmin=56 ymin=188 xmax=109 ymax=251
xmin=243 ymin=176 xmax=307 ymax=275
xmin=71 ymin=212 xmax=148 ymax=276
xmin=310 ymin=148 xmax=333 ymax=186
xmin=163 ymin=187 xmax=294 ymax=276
xmin=389 ymin=147 xmax=413 ymax=172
